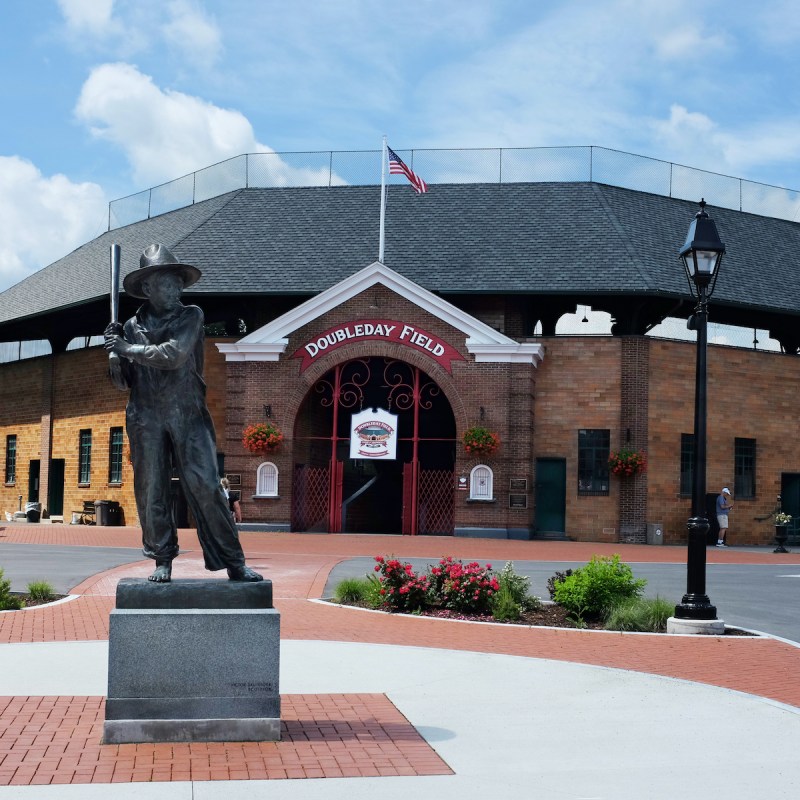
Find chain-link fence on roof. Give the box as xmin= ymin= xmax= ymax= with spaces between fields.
xmin=107 ymin=146 xmax=800 ymax=230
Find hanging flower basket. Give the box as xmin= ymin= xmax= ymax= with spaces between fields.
xmin=242 ymin=422 xmax=284 ymax=454
xmin=462 ymin=426 xmax=500 ymax=457
xmin=608 ymin=448 xmax=647 ymax=477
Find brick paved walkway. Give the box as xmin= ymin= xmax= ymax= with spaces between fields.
xmin=0 ymin=694 xmax=450 ymax=785
xmin=1 ymin=525 xmax=799 ymax=787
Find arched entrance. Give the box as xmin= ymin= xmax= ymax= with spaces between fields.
xmin=291 ymin=357 xmax=456 ymax=534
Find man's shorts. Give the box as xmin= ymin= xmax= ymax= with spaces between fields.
xmin=717 ymin=514 xmax=729 ymax=528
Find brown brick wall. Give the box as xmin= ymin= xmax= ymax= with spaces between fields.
xmin=0 ymin=357 xmax=47 ymax=514
xmin=1 ymin=337 xmax=233 ymax=526
xmin=647 ymin=338 xmax=800 ymax=546
xmin=532 ymin=337 xmax=622 ymax=541
xmin=5 ymin=322 xmax=800 ymax=544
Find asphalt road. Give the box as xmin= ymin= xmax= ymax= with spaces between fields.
xmin=0 ymin=543 xmax=145 ymax=595
xmin=324 ymin=555 xmax=800 ymax=644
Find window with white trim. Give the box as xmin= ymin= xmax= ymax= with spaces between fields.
xmin=469 ymin=464 xmax=493 ymax=500
xmin=256 ymin=462 xmax=279 ymax=497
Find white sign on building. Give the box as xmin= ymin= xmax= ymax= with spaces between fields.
xmin=350 ymin=407 xmax=398 ymax=460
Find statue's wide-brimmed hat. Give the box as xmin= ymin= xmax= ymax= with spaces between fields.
xmin=122 ymin=244 xmax=202 ymax=299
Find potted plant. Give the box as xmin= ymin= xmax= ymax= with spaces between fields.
xmin=242 ymin=422 xmax=284 ymax=454
xmin=608 ymin=448 xmax=647 ymax=477
xmin=462 ymin=426 xmax=500 ymax=457
xmin=773 ymin=511 xmax=792 ymax=553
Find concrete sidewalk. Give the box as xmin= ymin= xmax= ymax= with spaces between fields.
xmin=1 ymin=529 xmax=799 ymax=797
xmin=0 ymin=638 xmax=799 ymax=799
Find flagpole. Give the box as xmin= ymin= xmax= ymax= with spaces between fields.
xmin=378 ymin=135 xmax=387 ymax=263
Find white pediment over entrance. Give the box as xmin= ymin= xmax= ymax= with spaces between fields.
xmin=216 ymin=261 xmax=544 ymax=365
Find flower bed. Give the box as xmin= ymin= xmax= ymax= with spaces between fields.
xmin=374 ymin=555 xmax=499 ymax=615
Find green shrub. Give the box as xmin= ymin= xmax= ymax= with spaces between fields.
xmin=333 ymin=575 xmax=383 ymax=609
xmin=333 ymin=577 xmax=370 ymax=604
xmin=492 ymin=562 xmax=541 ymax=614
xmin=0 ymin=568 xmax=23 ymax=611
xmin=491 ymin=582 xmax=522 ymax=621
xmin=26 ymin=580 xmax=55 ymax=603
xmin=546 ymin=568 xmax=573 ymax=599
xmin=604 ymin=596 xmax=674 ymax=632
xmin=552 ymin=555 xmax=646 ymax=620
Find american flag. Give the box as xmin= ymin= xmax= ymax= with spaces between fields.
xmin=387 ymin=146 xmax=428 ymax=194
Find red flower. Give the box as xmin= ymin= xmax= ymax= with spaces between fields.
xmin=242 ymin=422 xmax=284 ymax=453
xmin=462 ymin=426 xmax=500 ymax=457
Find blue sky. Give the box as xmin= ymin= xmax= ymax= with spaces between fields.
xmin=2 ymin=0 xmax=800 ymax=293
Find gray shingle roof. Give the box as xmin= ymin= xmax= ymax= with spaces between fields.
xmin=1 ymin=181 xmax=798 ymax=336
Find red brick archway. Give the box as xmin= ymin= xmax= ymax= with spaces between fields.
xmin=291 ymin=357 xmax=456 ymax=535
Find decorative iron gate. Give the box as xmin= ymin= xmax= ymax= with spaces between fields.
xmin=417 ymin=468 xmax=455 ymax=535
xmin=291 ymin=464 xmax=330 ymax=532
xmin=293 ymin=357 xmax=456 ymax=534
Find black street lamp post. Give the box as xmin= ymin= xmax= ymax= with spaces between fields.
xmin=674 ymin=200 xmax=726 ymax=622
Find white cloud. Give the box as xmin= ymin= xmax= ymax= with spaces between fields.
xmin=56 ymin=0 xmax=222 ymax=68
xmin=0 ymin=156 xmax=107 ymax=291
xmin=74 ymin=63 xmax=338 ymax=189
xmin=654 ymin=26 xmax=729 ymax=60
xmin=75 ymin=62 xmax=267 ymax=186
xmin=163 ymin=0 xmax=223 ymax=69
xmin=415 ymin=1 xmax=678 ymax=149
xmin=651 ymin=104 xmax=800 ymax=190
xmin=56 ymin=0 xmax=115 ymax=35
xmin=650 ymin=104 xmax=719 ymax=168
xmin=752 ymin=0 xmax=800 ymax=46
xmin=718 ymin=123 xmax=800 ymax=174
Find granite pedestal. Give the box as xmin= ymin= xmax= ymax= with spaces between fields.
xmin=103 ymin=578 xmax=280 ymax=744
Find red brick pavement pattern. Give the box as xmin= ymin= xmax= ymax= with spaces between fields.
xmin=1 ymin=530 xmax=799 ymax=711
xmin=0 ymin=596 xmax=113 ymax=643
xmin=0 ymin=694 xmax=451 ymax=785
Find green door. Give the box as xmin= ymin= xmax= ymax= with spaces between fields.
xmin=535 ymin=458 xmax=566 ymax=535
xmin=48 ymin=459 xmax=65 ymax=516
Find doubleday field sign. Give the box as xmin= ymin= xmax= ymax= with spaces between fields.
xmin=292 ymin=319 xmax=465 ymax=372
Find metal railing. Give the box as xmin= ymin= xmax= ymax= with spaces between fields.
xmin=108 ymin=145 xmax=800 ymax=230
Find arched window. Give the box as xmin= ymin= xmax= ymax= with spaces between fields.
xmin=256 ymin=462 xmax=279 ymax=497
xmin=470 ymin=464 xmax=493 ymax=500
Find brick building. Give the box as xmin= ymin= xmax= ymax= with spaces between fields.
xmin=2 ymin=173 xmax=800 ymax=545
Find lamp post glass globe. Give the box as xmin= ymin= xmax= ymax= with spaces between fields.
xmin=679 ymin=200 xmax=725 ymax=298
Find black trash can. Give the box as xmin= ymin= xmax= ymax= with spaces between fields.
xmin=25 ymin=501 xmax=41 ymax=523
xmin=94 ymin=500 xmax=121 ymax=526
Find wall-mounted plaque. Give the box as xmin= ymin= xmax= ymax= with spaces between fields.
xmin=509 ymin=494 xmax=528 ymax=509
xmin=225 ymin=473 xmax=241 ymax=486
xmin=509 ymin=478 xmax=528 ymax=492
